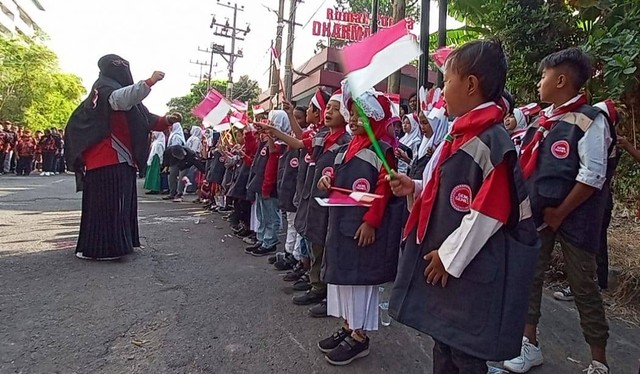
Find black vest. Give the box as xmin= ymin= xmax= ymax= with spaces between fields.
xmin=322 ymin=144 xmax=404 ymax=285
xmin=246 ymin=141 xmax=272 ymax=198
xmin=294 ymin=127 xmax=330 ymax=236
xmin=206 ymin=149 xmax=226 ymax=184
xmin=300 ymin=129 xmax=351 ymax=244
xmin=228 ymin=161 xmax=251 ymax=200
xmin=527 ymin=105 xmax=613 ymax=252
xmin=407 ymin=152 xmax=431 ymax=180
xmin=277 ymin=144 xmax=300 ymax=212
xmin=389 ymin=124 xmax=541 ymax=361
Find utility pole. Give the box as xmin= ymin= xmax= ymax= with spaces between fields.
xmin=283 ymin=0 xmax=302 ymax=102
xmin=418 ymin=0 xmax=431 ymax=91
xmin=269 ymin=0 xmax=286 ymax=107
xmin=204 ymin=1 xmax=250 ymax=98
xmin=371 ymin=0 xmax=379 ymax=33
xmin=387 ymin=0 xmax=406 ymax=94
xmin=189 ymin=59 xmax=215 ymax=83
xmin=437 ymin=0 xmax=448 ymax=87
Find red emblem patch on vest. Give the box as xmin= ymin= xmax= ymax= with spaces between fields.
xmin=260 ymin=147 xmax=267 ymax=156
xmin=290 ymin=158 xmax=299 ymax=168
xmin=322 ymin=167 xmax=333 ymax=177
xmin=352 ymin=178 xmax=371 ymax=192
xmin=450 ymin=184 xmax=472 ymax=213
xmin=551 ymin=140 xmax=570 ymax=159
xmin=304 ymin=153 xmax=313 ymax=163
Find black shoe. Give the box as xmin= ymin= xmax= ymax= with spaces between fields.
xmin=273 ymin=255 xmax=296 ymax=271
xmin=145 ymin=191 xmax=159 ymax=195
xmin=292 ymin=274 xmax=311 ymax=291
xmin=309 ymin=300 xmax=328 ymax=318
xmin=284 ymin=266 xmax=305 ymax=282
xmin=268 ymin=254 xmax=279 ymax=264
xmin=318 ymin=328 xmax=351 ymax=353
xmin=325 ymin=336 xmax=370 ymax=366
xmin=162 ymin=195 xmax=175 ymax=200
xmin=161 ymin=190 xmax=170 ymax=195
xmin=292 ymin=289 xmax=325 ymax=306
xmin=218 ymin=206 xmax=233 ymax=213
xmin=245 ymin=242 xmax=263 ymax=254
xmin=234 ymin=228 xmax=252 ymax=238
xmin=208 ymin=205 xmax=220 ymax=212
xmin=231 ymin=224 xmax=243 ymax=232
xmin=251 ymin=245 xmax=277 ymax=257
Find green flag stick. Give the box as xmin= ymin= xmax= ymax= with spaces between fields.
xmin=353 ymin=100 xmax=395 ymax=179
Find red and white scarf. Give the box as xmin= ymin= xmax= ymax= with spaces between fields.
xmin=519 ymin=94 xmax=587 ymax=180
xmin=403 ymin=103 xmax=505 ymax=243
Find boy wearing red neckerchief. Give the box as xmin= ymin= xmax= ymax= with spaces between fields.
xmin=388 ymin=40 xmax=539 ymax=374
xmin=505 ymin=48 xmax=613 ymax=374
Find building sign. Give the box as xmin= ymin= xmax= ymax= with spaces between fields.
xmin=312 ymin=8 xmax=415 ymax=43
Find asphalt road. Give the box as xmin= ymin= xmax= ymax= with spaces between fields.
xmin=0 ymin=174 xmax=638 ymax=374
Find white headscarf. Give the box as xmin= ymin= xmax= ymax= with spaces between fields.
xmin=186 ymin=126 xmax=203 ymax=153
xmin=513 ymin=108 xmax=527 ymax=130
xmin=167 ymin=123 xmax=186 ymax=147
xmin=400 ymin=114 xmax=421 ymax=150
xmin=268 ymin=110 xmax=291 ymax=134
xmin=147 ymin=132 xmax=166 ymax=165
xmin=417 ymin=107 xmax=449 ymax=158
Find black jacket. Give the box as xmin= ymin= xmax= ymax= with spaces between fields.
xmin=163 ymin=145 xmax=206 ymax=172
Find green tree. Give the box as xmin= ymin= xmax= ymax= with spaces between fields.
xmin=0 ymin=34 xmax=85 ymax=130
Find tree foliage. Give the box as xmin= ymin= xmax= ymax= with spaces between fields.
xmin=0 ymin=34 xmax=85 ymax=130
xmin=166 ymin=75 xmax=260 ymax=127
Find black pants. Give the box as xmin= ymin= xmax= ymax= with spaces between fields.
xmin=596 ymin=190 xmax=614 ymax=290
xmin=16 ymin=156 xmax=33 ymax=175
xmin=433 ymin=339 xmax=487 ymax=374
xmin=237 ymin=199 xmax=251 ymax=227
xmin=42 ymin=152 xmax=56 ymax=172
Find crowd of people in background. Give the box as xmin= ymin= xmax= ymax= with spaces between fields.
xmin=0 ymin=121 xmax=67 ymax=176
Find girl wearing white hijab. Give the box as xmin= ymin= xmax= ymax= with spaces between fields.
xmin=167 ymin=122 xmax=186 ymax=147
xmin=397 ymin=113 xmax=421 ymax=173
xmin=186 ymin=126 xmax=203 ymax=154
xmin=144 ymin=132 xmax=166 ymax=194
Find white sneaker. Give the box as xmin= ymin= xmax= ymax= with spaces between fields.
xmin=40 ymin=172 xmax=46 ymax=176
xmin=584 ymin=360 xmax=609 ymax=374
xmin=503 ymin=337 xmax=543 ymax=373
xmin=75 ymin=252 xmax=92 ymax=260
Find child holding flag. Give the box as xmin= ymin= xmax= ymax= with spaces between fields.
xmin=388 ymin=40 xmax=540 ymax=374
xmin=316 ymin=88 xmax=403 ymax=366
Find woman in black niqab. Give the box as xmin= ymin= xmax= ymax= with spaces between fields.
xmin=65 ymin=54 xmax=180 ymax=261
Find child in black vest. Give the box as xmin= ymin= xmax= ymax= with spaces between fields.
xmin=316 ymin=89 xmax=402 ymax=366
xmin=265 ymin=91 xmax=351 ymax=314
xmin=388 ymin=40 xmax=540 ymax=374
xmin=507 ymin=47 xmax=614 ymax=374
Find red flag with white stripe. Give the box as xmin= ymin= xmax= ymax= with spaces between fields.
xmin=340 ymin=19 xmax=422 ymax=97
xmin=192 ymin=89 xmax=232 ymax=127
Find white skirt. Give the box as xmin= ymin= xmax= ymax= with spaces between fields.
xmin=327 ymin=284 xmax=379 ymax=331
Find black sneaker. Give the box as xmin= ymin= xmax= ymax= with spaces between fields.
xmin=292 ymin=289 xmax=325 ymax=306
xmin=325 ymin=336 xmax=370 ymax=366
xmin=234 ymin=228 xmax=252 ymax=238
xmin=268 ymin=254 xmax=279 ymax=264
xmin=284 ymin=267 xmax=305 ymax=282
xmin=162 ymin=195 xmax=175 ymax=200
xmin=274 ymin=255 xmax=296 ymax=271
xmin=218 ymin=206 xmax=233 ymax=213
xmin=318 ymin=328 xmax=351 ymax=353
xmin=231 ymin=224 xmax=243 ymax=232
xmin=309 ymin=300 xmax=328 ymax=318
xmin=251 ymin=245 xmax=277 ymax=257
xmin=292 ymin=275 xmax=311 ymax=291
xmin=243 ymin=235 xmax=258 ymax=246
xmin=245 ymin=242 xmax=263 ymax=254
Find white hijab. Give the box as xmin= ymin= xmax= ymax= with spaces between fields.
xmin=167 ymin=123 xmax=186 ymax=147
xmin=400 ymin=114 xmax=421 ymax=150
xmin=417 ymin=107 xmax=449 ymax=158
xmin=513 ymin=108 xmax=527 ymax=130
xmin=147 ymin=132 xmax=166 ymax=165
xmin=186 ymin=126 xmax=203 ymax=153
xmin=268 ymin=110 xmax=291 ymax=134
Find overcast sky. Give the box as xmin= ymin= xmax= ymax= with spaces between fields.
xmin=38 ymin=0 xmax=456 ymax=113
